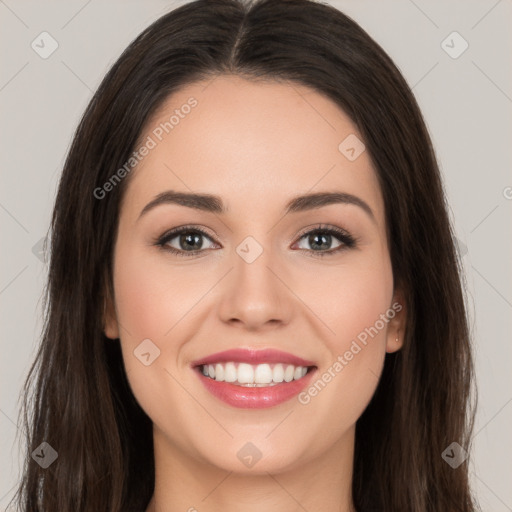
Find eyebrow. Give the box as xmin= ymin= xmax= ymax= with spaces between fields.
xmin=138 ymin=190 xmax=376 ymax=223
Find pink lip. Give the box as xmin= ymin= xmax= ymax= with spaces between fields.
xmin=194 ymin=367 xmax=317 ymax=409
xmin=190 ymin=348 xmax=316 ymax=367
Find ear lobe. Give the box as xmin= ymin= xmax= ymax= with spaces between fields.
xmin=386 ymin=328 xmax=403 ymax=353
xmin=103 ymin=302 xmax=120 ymax=339
xmin=102 ymin=279 xmax=119 ymax=340
xmin=385 ymin=290 xmax=406 ymax=354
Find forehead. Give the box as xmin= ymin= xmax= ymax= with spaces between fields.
xmin=122 ymin=75 xmax=384 ymax=224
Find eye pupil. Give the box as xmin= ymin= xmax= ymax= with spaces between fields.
xmin=181 ymin=232 xmax=202 ymax=251
xmin=309 ymin=232 xmax=331 ymax=250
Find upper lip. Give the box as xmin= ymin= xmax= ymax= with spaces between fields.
xmin=191 ymin=348 xmax=316 ymax=368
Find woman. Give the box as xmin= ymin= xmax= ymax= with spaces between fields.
xmin=12 ymin=0 xmax=479 ymax=510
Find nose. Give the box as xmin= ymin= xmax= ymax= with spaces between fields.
xmin=216 ymin=243 xmax=294 ymax=332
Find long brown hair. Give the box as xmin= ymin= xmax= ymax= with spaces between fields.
xmin=11 ymin=0 xmax=478 ymax=510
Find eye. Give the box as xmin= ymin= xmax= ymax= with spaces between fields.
xmin=155 ymin=225 xmax=218 ymax=257
xmin=292 ymin=224 xmax=357 ymax=257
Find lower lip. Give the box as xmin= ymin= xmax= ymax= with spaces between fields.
xmin=194 ymin=367 xmax=317 ymax=409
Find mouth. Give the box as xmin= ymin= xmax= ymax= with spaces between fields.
xmin=191 ymin=348 xmax=318 ymax=409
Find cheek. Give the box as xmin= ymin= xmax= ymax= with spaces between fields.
xmin=294 ymin=250 xmax=391 ymax=382
xmin=111 ymin=246 xmax=203 ymax=432
xmin=295 ymin=247 xmax=393 ymax=349
xmin=333 ymin=265 xmax=392 ymax=348
xmin=295 ymin=255 xmax=393 ymax=427
xmin=112 ymin=246 xmax=204 ymax=342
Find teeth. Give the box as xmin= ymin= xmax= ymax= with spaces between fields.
xmin=254 ymin=363 xmax=273 ymax=384
xmin=224 ymin=362 xmax=237 ymax=383
xmin=284 ymin=364 xmax=294 ymax=382
xmin=215 ymin=363 xmax=224 ymax=381
xmin=200 ymin=362 xmax=310 ymax=386
xmin=273 ymin=364 xmax=284 ymax=383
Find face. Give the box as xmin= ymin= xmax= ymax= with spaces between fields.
xmin=104 ymin=75 xmax=405 ymax=474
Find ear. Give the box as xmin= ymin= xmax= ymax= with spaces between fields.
xmin=385 ymin=288 xmax=406 ymax=353
xmin=102 ymin=277 xmax=119 ymax=340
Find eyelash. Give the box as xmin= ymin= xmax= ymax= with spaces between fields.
xmin=154 ymin=223 xmax=358 ymax=258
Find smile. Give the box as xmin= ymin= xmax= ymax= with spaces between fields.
xmin=191 ymin=348 xmax=318 ymax=409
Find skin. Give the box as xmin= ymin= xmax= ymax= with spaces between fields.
xmin=103 ymin=75 xmax=406 ymax=512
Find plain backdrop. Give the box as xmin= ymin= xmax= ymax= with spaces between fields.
xmin=1 ymin=0 xmax=511 ymax=509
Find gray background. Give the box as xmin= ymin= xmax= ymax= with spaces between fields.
xmin=1 ymin=0 xmax=511 ymax=509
